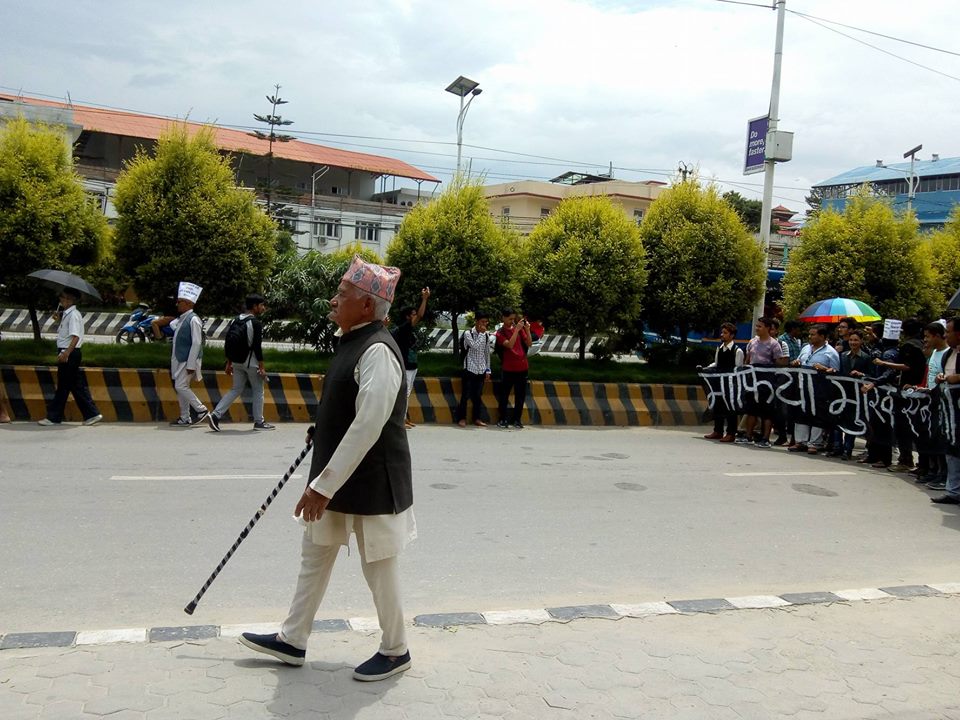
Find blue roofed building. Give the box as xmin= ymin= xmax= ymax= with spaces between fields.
xmin=812 ymin=154 xmax=960 ymax=229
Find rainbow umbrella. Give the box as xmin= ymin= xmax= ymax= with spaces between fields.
xmin=798 ymin=297 xmax=881 ymax=323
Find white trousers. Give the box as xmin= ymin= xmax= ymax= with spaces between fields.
xmin=173 ymin=366 xmax=206 ymax=421
xmin=279 ymin=525 xmax=407 ymax=656
xmin=794 ymin=423 xmax=824 ymax=447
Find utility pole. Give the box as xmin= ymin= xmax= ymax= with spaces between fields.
xmin=678 ymin=161 xmax=692 ymax=182
xmin=903 ymin=144 xmax=922 ymax=213
xmin=753 ymin=0 xmax=787 ymax=326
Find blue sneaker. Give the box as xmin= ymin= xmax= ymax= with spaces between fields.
xmin=238 ymin=633 xmax=305 ymax=666
xmin=353 ymin=651 xmax=412 ymax=681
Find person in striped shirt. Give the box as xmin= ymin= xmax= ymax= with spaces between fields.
xmin=455 ymin=312 xmax=493 ymax=427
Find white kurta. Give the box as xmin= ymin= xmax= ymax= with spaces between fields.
xmin=170 ymin=311 xmax=204 ymax=379
xmin=302 ymin=323 xmax=416 ymax=562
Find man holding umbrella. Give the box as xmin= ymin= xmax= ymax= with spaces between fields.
xmin=37 ymin=287 xmax=102 ymax=426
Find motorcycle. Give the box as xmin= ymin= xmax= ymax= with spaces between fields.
xmin=115 ymin=304 xmax=155 ymax=343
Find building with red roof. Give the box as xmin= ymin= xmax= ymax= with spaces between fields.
xmin=0 ymin=93 xmax=440 ymax=257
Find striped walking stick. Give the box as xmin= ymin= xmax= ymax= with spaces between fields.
xmin=184 ymin=440 xmax=313 ymax=615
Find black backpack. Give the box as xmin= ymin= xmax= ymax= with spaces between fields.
xmin=224 ymin=316 xmax=253 ymax=363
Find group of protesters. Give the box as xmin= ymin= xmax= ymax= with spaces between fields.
xmin=701 ymin=315 xmax=960 ymax=506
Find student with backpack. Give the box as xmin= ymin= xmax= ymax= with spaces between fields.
xmin=207 ymin=294 xmax=274 ymax=432
xmin=454 ymin=312 xmax=493 ymax=427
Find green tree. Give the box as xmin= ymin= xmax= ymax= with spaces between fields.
xmin=0 ymin=117 xmax=110 ymax=337
xmin=722 ymin=190 xmax=763 ymax=233
xmin=805 ymin=186 xmax=826 ymax=218
xmin=522 ymin=196 xmax=646 ymax=360
xmin=926 ymin=207 xmax=960 ymax=312
xmin=782 ymin=193 xmax=937 ymax=320
xmin=113 ymin=125 xmax=277 ymax=315
xmin=639 ymin=180 xmax=765 ymax=346
xmin=386 ymin=177 xmax=517 ymax=356
xmin=264 ymin=244 xmax=380 ymax=352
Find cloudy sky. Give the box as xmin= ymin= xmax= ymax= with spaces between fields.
xmin=5 ymin=0 xmax=960 ymax=215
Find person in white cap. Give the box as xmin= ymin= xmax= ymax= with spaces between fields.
xmin=170 ymin=282 xmax=208 ymax=426
xmin=239 ymin=256 xmax=416 ymax=682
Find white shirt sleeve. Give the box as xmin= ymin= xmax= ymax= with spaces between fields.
xmin=735 ymin=348 xmax=744 ymax=367
xmin=187 ymin=315 xmax=204 ymax=369
xmin=309 ymin=342 xmax=403 ymax=498
xmin=66 ymin=310 xmax=84 ymax=346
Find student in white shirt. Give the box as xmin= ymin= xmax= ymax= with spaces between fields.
xmin=38 ymin=289 xmax=102 ymax=426
xmin=702 ymin=322 xmax=743 ymax=442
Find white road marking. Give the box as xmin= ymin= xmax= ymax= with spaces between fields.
xmin=108 ymin=474 xmax=303 ymax=480
xmin=482 ymin=608 xmax=552 ymax=625
xmin=76 ymin=628 xmax=148 ymax=645
xmin=723 ymin=471 xmax=857 ymax=477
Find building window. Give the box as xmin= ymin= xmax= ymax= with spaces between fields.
xmin=316 ymin=218 xmax=341 ymax=239
xmin=633 ymin=209 xmax=645 ymax=225
xmin=330 ymin=186 xmax=345 ymax=196
xmin=540 ymin=208 xmax=550 ymax=217
xmin=355 ymin=221 xmax=380 ymax=243
xmin=501 ymin=207 xmax=510 ymax=216
xmin=278 ymin=217 xmax=298 ymax=233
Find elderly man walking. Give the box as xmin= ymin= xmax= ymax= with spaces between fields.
xmin=170 ymin=282 xmax=208 ymax=426
xmin=240 ymin=256 xmax=416 ymax=682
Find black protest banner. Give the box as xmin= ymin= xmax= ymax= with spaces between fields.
xmin=700 ymin=367 xmax=960 ymax=455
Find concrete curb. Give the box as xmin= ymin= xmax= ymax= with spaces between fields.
xmin=1 ymin=365 xmax=708 ymax=426
xmin=2 ymin=582 xmax=957 ymax=650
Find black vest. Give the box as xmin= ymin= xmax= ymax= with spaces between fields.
xmin=716 ymin=344 xmax=737 ymax=372
xmin=309 ymin=323 xmax=413 ymax=515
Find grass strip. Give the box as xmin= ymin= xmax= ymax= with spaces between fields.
xmin=0 ymin=339 xmax=696 ymax=384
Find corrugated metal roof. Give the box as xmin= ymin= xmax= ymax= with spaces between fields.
xmin=813 ymin=157 xmax=960 ymax=188
xmin=0 ymin=94 xmax=439 ymax=183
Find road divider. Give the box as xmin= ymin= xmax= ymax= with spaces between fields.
xmin=0 ymin=365 xmax=707 ymax=427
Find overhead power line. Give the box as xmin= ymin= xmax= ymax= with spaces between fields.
xmin=792 ymin=14 xmax=960 ymax=84
xmin=786 ymin=9 xmax=960 ymax=58
xmin=3 ymin=85 xmax=815 ymax=200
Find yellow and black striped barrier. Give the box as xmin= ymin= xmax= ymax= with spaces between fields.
xmin=0 ymin=366 xmax=708 ymax=427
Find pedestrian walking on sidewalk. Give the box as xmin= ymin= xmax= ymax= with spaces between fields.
xmin=37 ymin=288 xmax=102 ymax=427
xmin=207 ymin=293 xmax=274 ymax=432
xmin=169 ymin=282 xmax=208 ymax=427
xmin=239 ymin=256 xmax=416 ymax=682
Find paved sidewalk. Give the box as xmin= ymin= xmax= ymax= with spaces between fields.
xmin=2 ymin=594 xmax=959 ymax=719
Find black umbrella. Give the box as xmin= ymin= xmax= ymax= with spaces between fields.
xmin=27 ymin=269 xmax=102 ymax=302
xmin=948 ymin=286 xmax=960 ymax=311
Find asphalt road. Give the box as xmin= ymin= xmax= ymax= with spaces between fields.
xmin=1 ymin=422 xmax=957 ymax=634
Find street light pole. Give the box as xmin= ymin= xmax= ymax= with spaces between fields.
xmin=445 ymin=76 xmax=482 ymax=178
xmin=903 ymin=144 xmax=922 ymax=213
xmin=311 ymin=166 xmax=328 ymax=249
xmin=753 ymin=0 xmax=787 ymax=327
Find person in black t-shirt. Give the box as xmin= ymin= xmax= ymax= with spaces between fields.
xmin=391 ymin=287 xmax=430 ymax=429
xmin=873 ymin=318 xmax=926 ymax=471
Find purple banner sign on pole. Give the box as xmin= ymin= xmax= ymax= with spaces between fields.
xmin=743 ymin=115 xmax=768 ymax=176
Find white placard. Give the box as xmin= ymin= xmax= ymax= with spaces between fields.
xmin=882 ymin=318 xmax=902 ymax=341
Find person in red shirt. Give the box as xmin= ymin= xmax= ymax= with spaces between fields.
xmin=495 ymin=308 xmax=532 ymax=428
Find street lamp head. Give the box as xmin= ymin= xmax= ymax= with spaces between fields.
xmin=445 ymin=75 xmax=480 ymax=97
xmin=903 ymin=144 xmax=922 ymax=159
xmin=471 ymin=88 xmax=483 ymax=97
